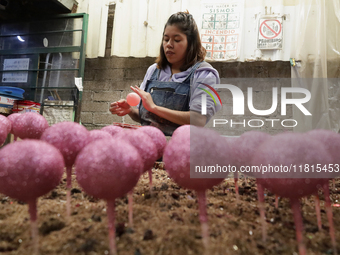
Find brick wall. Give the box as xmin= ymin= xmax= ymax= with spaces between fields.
xmin=82 ymin=56 xmax=155 ymax=130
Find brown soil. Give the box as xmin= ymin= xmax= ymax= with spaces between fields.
xmin=0 ymin=165 xmax=339 ymax=255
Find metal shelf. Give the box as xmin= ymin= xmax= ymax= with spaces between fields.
xmin=0 ymin=13 xmax=88 ymax=123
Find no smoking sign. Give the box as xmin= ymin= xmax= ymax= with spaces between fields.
xmin=258 ymin=18 xmax=283 ymax=49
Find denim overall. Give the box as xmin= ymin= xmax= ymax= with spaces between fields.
xmin=139 ymin=61 xmax=204 ymax=136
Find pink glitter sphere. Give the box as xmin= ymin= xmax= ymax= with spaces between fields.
xmin=172 ymin=124 xmax=190 ymax=139
xmin=41 ymin=121 xmax=90 ymax=167
xmin=234 ymin=131 xmax=271 ymax=165
xmin=114 ymin=129 xmax=158 ymax=173
xmin=137 ymin=126 xmax=167 ymax=159
xmin=251 ymin=132 xmax=336 ymax=255
xmin=101 ymin=125 xmax=124 ymax=137
xmin=88 ymin=129 xmax=113 ymax=143
xmin=0 ymin=123 xmax=8 ymax=146
xmin=0 ymin=114 xmax=11 ymax=135
xmin=75 ymin=138 xmax=143 ymax=200
xmin=163 ymin=125 xmax=227 ymax=249
xmin=0 ymin=140 xmax=65 ymax=202
xmin=233 ymin=131 xmax=271 ymax=178
xmin=12 ymin=112 xmax=49 ymax=139
xmin=0 ymin=115 xmax=11 ymax=146
xmin=41 ymin=121 xmax=90 ymax=217
xmin=252 ymin=132 xmax=332 ymax=198
xmin=306 ymin=129 xmax=340 ymax=178
xmin=164 ymin=125 xmax=226 ymax=191
xmin=7 ymin=113 xmax=21 ymax=134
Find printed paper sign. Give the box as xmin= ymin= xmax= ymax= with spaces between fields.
xmin=200 ymin=1 xmax=244 ymax=60
xmin=258 ymin=18 xmax=283 ymax=49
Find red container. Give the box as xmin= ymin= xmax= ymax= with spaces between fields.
xmin=12 ymin=100 xmax=41 ymax=114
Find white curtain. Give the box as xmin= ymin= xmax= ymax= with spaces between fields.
xmin=291 ymin=0 xmax=340 ymax=132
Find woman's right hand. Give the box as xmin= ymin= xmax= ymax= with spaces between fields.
xmin=109 ymin=99 xmax=132 ymax=116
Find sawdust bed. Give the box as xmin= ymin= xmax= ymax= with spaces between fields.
xmin=0 ymin=166 xmax=339 ymax=255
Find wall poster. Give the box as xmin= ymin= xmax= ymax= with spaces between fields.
xmin=257 ymin=18 xmax=283 ymax=49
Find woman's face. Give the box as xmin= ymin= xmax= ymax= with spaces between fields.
xmin=163 ymin=25 xmax=188 ymax=71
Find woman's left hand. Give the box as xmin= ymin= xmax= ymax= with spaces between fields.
xmin=130 ymin=85 xmax=156 ymax=113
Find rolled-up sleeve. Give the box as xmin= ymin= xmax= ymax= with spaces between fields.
xmin=189 ymin=70 xmax=221 ymax=123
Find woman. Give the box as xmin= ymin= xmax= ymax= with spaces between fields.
xmin=110 ymin=11 xmax=221 ymax=136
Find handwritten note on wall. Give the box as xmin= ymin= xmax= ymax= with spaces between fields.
xmin=2 ymin=58 xmax=30 ymax=83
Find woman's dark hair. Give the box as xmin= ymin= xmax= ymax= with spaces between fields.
xmin=156 ymin=11 xmax=206 ymax=71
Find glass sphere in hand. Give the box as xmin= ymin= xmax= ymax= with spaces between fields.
xmin=126 ymin=92 xmax=140 ymax=106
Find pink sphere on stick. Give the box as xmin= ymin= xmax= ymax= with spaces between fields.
xmin=305 ymin=129 xmax=339 ymax=251
xmin=251 ymin=132 xmax=333 ymax=255
xmin=40 ymin=121 xmax=90 ymax=217
xmin=0 ymin=139 xmax=64 ymax=254
xmin=75 ymin=138 xmax=143 ymax=255
xmin=229 ymin=131 xmax=271 ymax=241
xmin=137 ymin=126 xmax=167 ymax=159
xmin=163 ymin=125 xmax=227 ymax=249
xmin=126 ymin=92 xmax=140 ymax=106
xmin=12 ymin=112 xmax=49 ymax=139
xmin=40 ymin=121 xmax=90 ymax=167
xmin=114 ymin=129 xmax=158 ymax=173
xmin=114 ymin=129 xmax=158 ymax=227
